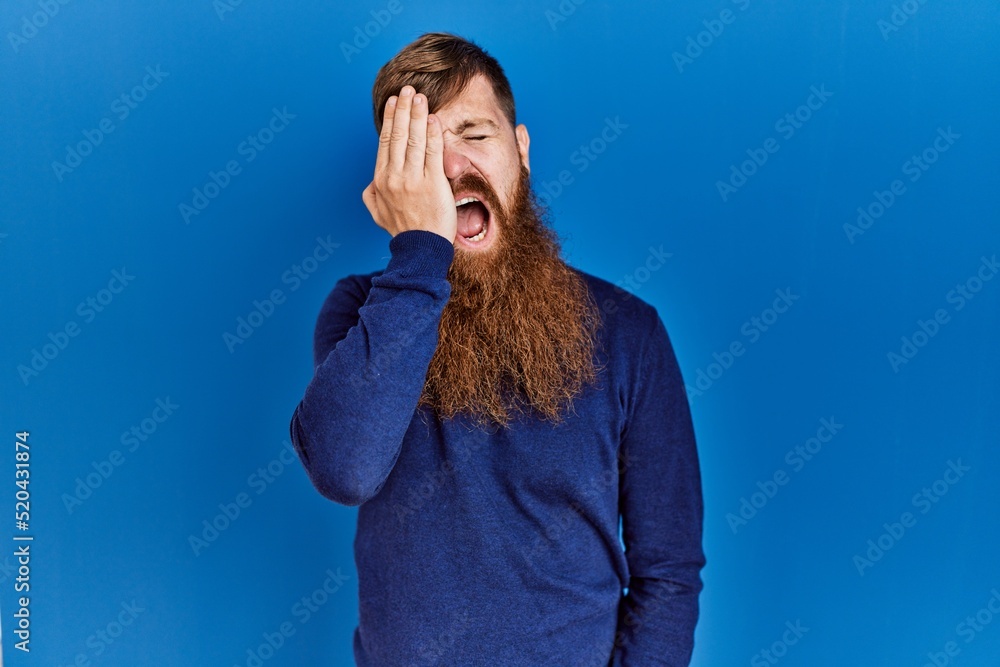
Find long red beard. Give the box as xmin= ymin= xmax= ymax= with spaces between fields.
xmin=418 ymin=165 xmax=604 ymax=427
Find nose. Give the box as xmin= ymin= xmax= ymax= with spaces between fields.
xmin=442 ymin=139 xmax=472 ymax=181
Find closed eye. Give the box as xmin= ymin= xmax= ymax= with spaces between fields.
xmin=465 ymin=135 xmax=488 ymax=141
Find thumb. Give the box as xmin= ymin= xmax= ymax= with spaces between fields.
xmin=362 ymin=181 xmax=387 ymax=230
xmin=362 ymin=181 xmax=377 ymax=213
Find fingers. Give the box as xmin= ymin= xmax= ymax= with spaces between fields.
xmin=405 ymin=93 xmax=428 ymax=177
xmin=425 ymin=113 xmax=444 ymax=176
xmin=371 ymin=85 xmax=443 ymax=240
xmin=375 ymin=95 xmax=397 ymax=175
xmin=387 ymin=86 xmax=414 ymax=172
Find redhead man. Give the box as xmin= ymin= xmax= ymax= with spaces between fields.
xmin=289 ymin=32 xmax=705 ymax=667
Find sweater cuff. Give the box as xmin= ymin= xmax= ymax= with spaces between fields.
xmin=386 ymin=230 xmax=454 ymax=279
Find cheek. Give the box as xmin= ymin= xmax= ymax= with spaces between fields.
xmin=471 ymin=149 xmax=520 ymax=203
xmin=502 ymin=162 xmax=523 ymax=204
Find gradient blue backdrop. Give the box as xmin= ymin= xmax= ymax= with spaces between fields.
xmin=2 ymin=1 xmax=999 ymax=665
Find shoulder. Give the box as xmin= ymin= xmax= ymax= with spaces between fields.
xmin=573 ymin=266 xmax=685 ymax=417
xmin=311 ymin=268 xmax=386 ymax=367
xmin=573 ymin=266 xmax=664 ymax=343
xmin=317 ymin=269 xmax=384 ymax=318
xmin=573 ymin=267 xmax=689 ymax=422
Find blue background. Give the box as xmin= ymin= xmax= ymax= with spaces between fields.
xmin=2 ymin=0 xmax=999 ymax=665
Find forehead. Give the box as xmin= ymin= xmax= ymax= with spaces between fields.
xmin=434 ymin=74 xmax=505 ymax=131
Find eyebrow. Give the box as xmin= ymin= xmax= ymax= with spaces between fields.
xmin=449 ymin=118 xmax=500 ymax=134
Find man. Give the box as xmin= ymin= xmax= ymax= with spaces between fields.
xmin=289 ymin=32 xmax=705 ymax=666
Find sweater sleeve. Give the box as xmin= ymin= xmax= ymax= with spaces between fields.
xmin=288 ymin=230 xmax=454 ymax=506
xmin=611 ymin=311 xmax=705 ymax=666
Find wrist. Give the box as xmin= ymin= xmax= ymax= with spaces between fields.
xmin=386 ymin=230 xmax=454 ymax=278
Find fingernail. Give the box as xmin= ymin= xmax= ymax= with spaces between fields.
xmin=413 ymin=95 xmax=423 ymax=105
xmin=388 ymin=96 xmax=397 ymax=106
xmin=401 ymin=87 xmax=413 ymax=96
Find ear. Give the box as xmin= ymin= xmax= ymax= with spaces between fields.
xmin=515 ymin=123 xmax=530 ymax=173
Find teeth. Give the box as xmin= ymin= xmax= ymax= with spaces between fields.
xmin=456 ymin=196 xmax=480 ymax=207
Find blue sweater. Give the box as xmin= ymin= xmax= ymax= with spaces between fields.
xmin=289 ymin=230 xmax=705 ymax=666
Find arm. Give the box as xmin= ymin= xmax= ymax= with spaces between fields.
xmin=289 ymin=229 xmax=453 ymax=506
xmin=611 ymin=312 xmax=706 ymax=666
xmin=290 ymin=85 xmax=459 ymax=506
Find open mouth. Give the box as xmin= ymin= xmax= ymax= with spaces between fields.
xmin=455 ymin=195 xmax=492 ymax=246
